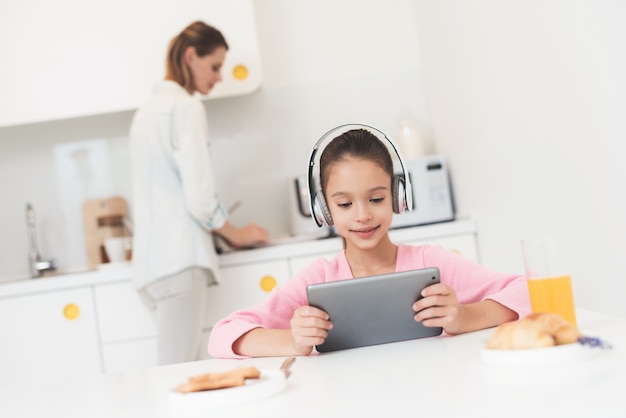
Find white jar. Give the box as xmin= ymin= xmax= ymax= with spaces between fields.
xmin=395 ymin=110 xmax=425 ymax=160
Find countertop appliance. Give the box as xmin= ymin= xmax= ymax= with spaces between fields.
xmin=288 ymin=176 xmax=333 ymax=239
xmin=391 ymin=155 xmax=455 ymax=229
xmin=289 ymin=154 xmax=454 ymax=234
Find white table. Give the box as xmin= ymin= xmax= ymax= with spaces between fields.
xmin=4 ymin=308 xmax=625 ymax=418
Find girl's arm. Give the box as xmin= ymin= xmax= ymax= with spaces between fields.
xmin=413 ymin=283 xmax=519 ymax=334
xmin=233 ymin=328 xmax=304 ymax=357
xmin=232 ymin=306 xmax=333 ymax=357
xmin=414 ymin=245 xmax=531 ymax=325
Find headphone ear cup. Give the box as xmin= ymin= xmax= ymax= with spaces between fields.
xmin=392 ymin=175 xmax=406 ymax=214
xmin=313 ymin=191 xmax=334 ymax=227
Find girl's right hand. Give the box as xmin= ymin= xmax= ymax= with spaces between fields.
xmin=289 ymin=305 xmax=333 ymax=355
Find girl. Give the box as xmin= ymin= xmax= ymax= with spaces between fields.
xmin=129 ymin=21 xmax=269 ymax=365
xmin=207 ymin=126 xmax=530 ymax=359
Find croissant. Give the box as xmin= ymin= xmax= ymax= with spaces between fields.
xmin=486 ymin=312 xmax=581 ymax=350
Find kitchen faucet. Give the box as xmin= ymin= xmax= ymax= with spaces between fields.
xmin=26 ymin=203 xmax=57 ymax=278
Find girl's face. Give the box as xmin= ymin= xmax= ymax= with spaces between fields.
xmin=186 ymin=46 xmax=227 ymax=95
xmin=324 ymin=157 xmax=394 ymax=250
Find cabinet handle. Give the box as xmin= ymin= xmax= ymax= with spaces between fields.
xmin=63 ymin=303 xmax=80 ymax=320
xmin=259 ymin=275 xmax=277 ymax=293
xmin=232 ymin=64 xmax=249 ymax=80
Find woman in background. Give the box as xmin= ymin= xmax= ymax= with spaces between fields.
xmin=129 ymin=21 xmax=269 ymax=365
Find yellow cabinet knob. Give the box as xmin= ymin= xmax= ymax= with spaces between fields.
xmin=63 ymin=304 xmax=80 ymax=320
xmin=259 ymin=275 xmax=277 ymax=293
xmin=232 ymin=64 xmax=249 ymax=81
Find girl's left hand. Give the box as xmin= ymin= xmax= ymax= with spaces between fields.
xmin=289 ymin=305 xmax=333 ymax=355
xmin=412 ymin=283 xmax=467 ymax=335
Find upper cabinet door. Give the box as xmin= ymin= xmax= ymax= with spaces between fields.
xmin=0 ymin=0 xmax=262 ymax=128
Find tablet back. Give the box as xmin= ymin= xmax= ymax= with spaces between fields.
xmin=306 ymin=267 xmax=443 ymax=352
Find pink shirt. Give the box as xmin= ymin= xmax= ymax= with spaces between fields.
xmin=207 ymin=244 xmax=531 ymax=359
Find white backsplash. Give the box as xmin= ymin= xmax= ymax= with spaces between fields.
xmin=0 ymin=71 xmax=430 ymax=279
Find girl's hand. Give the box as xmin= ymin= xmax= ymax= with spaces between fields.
xmin=412 ymin=283 xmax=468 ymax=335
xmin=289 ymin=305 xmax=333 ymax=355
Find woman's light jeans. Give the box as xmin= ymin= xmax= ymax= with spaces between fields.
xmin=139 ymin=267 xmax=216 ymax=365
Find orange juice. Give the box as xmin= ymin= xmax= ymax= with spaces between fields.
xmin=527 ymin=274 xmax=577 ymax=327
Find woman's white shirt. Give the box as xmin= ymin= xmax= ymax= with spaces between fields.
xmin=129 ymin=80 xmax=226 ymax=289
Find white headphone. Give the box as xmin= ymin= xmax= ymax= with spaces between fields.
xmin=307 ymin=124 xmax=413 ymax=227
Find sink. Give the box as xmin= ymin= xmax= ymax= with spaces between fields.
xmin=215 ymin=232 xmax=335 ymax=254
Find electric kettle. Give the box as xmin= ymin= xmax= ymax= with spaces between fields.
xmin=288 ymin=176 xmax=331 ymax=238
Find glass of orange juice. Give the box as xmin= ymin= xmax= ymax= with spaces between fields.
xmin=521 ymin=236 xmax=577 ymax=327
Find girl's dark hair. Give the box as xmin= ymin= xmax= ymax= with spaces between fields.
xmin=319 ymin=129 xmax=394 ymax=191
xmin=165 ymin=21 xmax=229 ymax=92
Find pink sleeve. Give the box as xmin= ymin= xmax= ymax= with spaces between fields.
xmin=398 ymin=244 xmax=531 ymax=319
xmin=207 ymin=255 xmax=349 ymax=359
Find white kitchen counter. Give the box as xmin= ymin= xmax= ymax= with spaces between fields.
xmin=0 ymin=264 xmax=134 ymax=299
xmin=0 ymin=220 xmax=477 ymax=299
xmin=0 ymin=219 xmax=481 ymax=385
xmin=3 ymin=308 xmax=623 ymax=418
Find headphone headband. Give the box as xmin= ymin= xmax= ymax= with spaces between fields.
xmin=307 ymin=123 xmax=413 ymax=227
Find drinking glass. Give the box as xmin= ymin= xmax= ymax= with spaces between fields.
xmin=521 ymin=236 xmax=577 ymax=327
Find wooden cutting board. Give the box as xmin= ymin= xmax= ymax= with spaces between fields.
xmin=82 ymin=196 xmax=129 ymax=270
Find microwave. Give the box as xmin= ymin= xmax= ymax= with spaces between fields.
xmin=391 ymin=155 xmax=455 ymax=229
xmin=288 ymin=154 xmax=455 ymax=237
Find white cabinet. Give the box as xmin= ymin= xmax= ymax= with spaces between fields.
xmin=101 ymin=339 xmax=157 ymax=375
xmin=93 ymin=281 xmax=157 ymax=373
xmin=204 ymin=259 xmax=291 ymax=328
xmin=0 ymin=0 xmax=262 ymax=127
xmin=92 ymin=260 xmax=292 ymax=370
xmin=95 ymin=281 xmax=156 ymax=343
xmin=0 ymin=288 xmax=101 ymax=386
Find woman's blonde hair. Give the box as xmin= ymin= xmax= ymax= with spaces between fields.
xmin=165 ymin=21 xmax=229 ymax=92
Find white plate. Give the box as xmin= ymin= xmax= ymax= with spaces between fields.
xmin=168 ymin=369 xmax=286 ymax=410
xmin=481 ymin=342 xmax=600 ymax=367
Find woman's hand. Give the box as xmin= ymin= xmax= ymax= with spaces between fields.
xmin=214 ymin=221 xmax=269 ymax=247
xmin=232 ymin=223 xmax=270 ymax=246
xmin=412 ymin=283 xmax=468 ymax=335
xmin=289 ymin=306 xmax=333 ymax=355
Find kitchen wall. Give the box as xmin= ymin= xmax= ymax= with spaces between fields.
xmin=3 ymin=0 xmax=625 ymax=319
xmin=413 ymin=0 xmax=626 ymax=316
xmin=0 ymin=0 xmax=430 ymax=279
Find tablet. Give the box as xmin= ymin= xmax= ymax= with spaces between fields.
xmin=306 ymin=267 xmax=443 ymax=353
